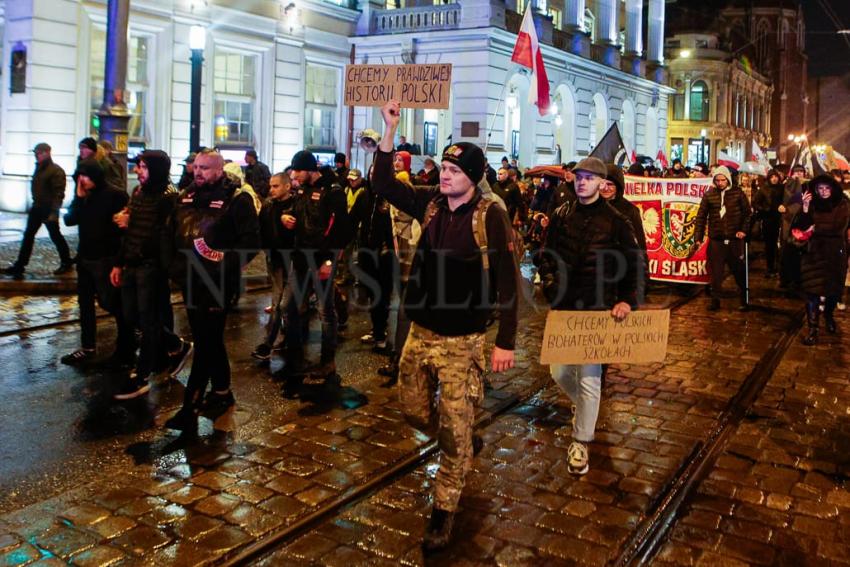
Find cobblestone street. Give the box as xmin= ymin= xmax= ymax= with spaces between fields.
xmin=0 ymin=243 xmax=848 ymax=566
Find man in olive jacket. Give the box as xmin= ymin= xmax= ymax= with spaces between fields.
xmin=4 ymin=143 xmax=73 ymax=279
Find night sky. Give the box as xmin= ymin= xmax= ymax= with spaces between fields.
xmin=666 ymin=0 xmax=850 ymax=77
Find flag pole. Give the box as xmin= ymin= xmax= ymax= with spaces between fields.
xmin=483 ymin=68 xmax=514 ymax=156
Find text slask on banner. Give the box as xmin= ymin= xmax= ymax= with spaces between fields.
xmin=344 ymin=64 xmax=452 ymax=109
xmin=540 ymin=310 xmax=670 ymax=366
xmin=623 ymin=175 xmax=713 ymax=284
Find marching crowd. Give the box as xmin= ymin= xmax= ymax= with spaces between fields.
xmin=4 ymin=100 xmax=849 ymax=550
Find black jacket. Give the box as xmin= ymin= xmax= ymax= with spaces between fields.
xmin=245 ymin=161 xmax=272 ymax=198
xmin=371 ymin=150 xmax=519 ymax=350
xmin=291 ymin=167 xmax=352 ymax=271
xmin=753 ymin=180 xmax=784 ymax=219
xmin=118 ymin=151 xmax=177 ymax=267
xmin=168 ymin=174 xmax=260 ymax=307
xmin=539 ymin=197 xmax=642 ymax=311
xmin=259 ymin=195 xmax=297 ymax=268
xmin=793 ymin=176 xmax=850 ymax=297
xmin=31 ymin=159 xmax=67 ymax=211
xmin=64 ymin=163 xmax=129 ymax=264
xmin=694 ymin=186 xmax=752 ymax=242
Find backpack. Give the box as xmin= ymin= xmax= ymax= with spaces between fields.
xmin=420 ymin=197 xmax=523 ymax=271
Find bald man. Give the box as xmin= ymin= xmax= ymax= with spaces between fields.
xmin=164 ymin=149 xmax=260 ymax=434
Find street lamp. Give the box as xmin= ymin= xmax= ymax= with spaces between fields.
xmin=189 ymin=25 xmax=206 ymax=153
xmin=700 ymin=128 xmax=707 ymax=164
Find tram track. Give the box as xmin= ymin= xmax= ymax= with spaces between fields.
xmin=222 ymin=286 xmax=704 ymax=566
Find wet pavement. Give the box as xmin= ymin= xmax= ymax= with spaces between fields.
xmin=0 ymin=254 xmax=848 ymax=566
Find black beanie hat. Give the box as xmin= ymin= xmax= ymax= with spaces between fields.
xmin=79 ymin=137 xmax=98 ymax=152
xmin=139 ymin=150 xmax=172 ymax=191
xmin=441 ymin=142 xmax=485 ymax=184
xmin=291 ymin=150 xmax=318 ymax=172
xmin=334 ymin=152 xmax=346 ymax=165
xmin=75 ymin=158 xmax=105 ymax=187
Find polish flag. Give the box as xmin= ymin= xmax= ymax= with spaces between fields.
xmin=750 ymin=141 xmax=769 ymax=167
xmin=656 ymin=149 xmax=668 ymax=169
xmin=718 ymin=151 xmax=741 ymax=170
xmin=511 ymin=6 xmax=550 ymax=116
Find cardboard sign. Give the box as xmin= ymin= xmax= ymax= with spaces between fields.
xmin=540 ymin=310 xmax=670 ymax=365
xmin=344 ymin=64 xmax=452 ymax=109
xmin=624 ymin=175 xmax=712 ymax=284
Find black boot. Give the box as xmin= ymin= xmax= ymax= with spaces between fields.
xmin=802 ymin=302 xmax=819 ymax=346
xmin=825 ymin=304 xmax=838 ymax=334
xmin=378 ymin=354 xmax=399 ymax=387
xmin=708 ymin=298 xmax=720 ymax=311
xmin=422 ymin=507 xmax=455 ymax=553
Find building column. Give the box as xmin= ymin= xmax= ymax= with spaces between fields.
xmin=98 ymin=0 xmax=130 ymax=181
xmin=592 ymin=0 xmax=620 ymax=68
xmin=562 ymin=0 xmax=590 ymax=57
xmin=647 ymin=0 xmax=665 ymax=82
xmin=622 ymin=0 xmax=644 ymax=76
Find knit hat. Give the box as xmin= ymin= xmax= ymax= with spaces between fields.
xmin=290 ymin=150 xmax=318 ymax=172
xmin=441 ymin=142 xmax=485 ymax=184
xmin=606 ymin=164 xmax=625 ymax=197
xmin=334 ymin=152 xmax=347 ymax=165
xmin=711 ymin=165 xmax=732 ymax=184
xmin=78 ymin=137 xmax=98 ymax=153
xmin=395 ymin=151 xmax=412 ymax=174
xmin=626 ymin=163 xmax=645 ymax=176
xmin=572 ymin=157 xmax=607 ymax=177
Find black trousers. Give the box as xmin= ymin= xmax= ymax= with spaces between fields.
xmin=357 ymin=248 xmax=397 ymax=341
xmin=15 ymin=206 xmax=72 ymax=268
xmin=121 ymin=263 xmax=181 ymax=376
xmin=761 ymin=216 xmax=781 ymax=273
xmin=707 ymin=239 xmax=747 ymax=299
xmin=780 ymin=244 xmax=803 ymax=288
xmin=183 ymin=306 xmax=230 ymax=406
xmin=77 ymin=258 xmax=134 ymax=354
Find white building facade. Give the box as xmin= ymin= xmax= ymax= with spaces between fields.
xmin=0 ymin=0 xmax=671 ymax=212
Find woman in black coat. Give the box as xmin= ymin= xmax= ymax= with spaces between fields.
xmin=791 ymin=175 xmax=850 ymax=345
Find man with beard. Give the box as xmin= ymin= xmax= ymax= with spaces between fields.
xmin=163 ymin=150 xmax=259 ymax=433
xmin=111 ymin=151 xmax=193 ymax=399
xmin=373 ymin=100 xmax=519 ymax=551
xmin=278 ymin=151 xmax=351 ymax=390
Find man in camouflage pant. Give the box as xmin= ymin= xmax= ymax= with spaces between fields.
xmin=373 ymin=101 xmax=519 ymax=552
xmin=398 ymin=326 xmax=486 ymax=509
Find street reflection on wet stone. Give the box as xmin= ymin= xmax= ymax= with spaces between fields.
xmin=1 ymin=257 xmax=850 ymax=565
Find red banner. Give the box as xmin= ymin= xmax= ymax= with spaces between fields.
xmin=623 ymin=176 xmax=712 ymax=284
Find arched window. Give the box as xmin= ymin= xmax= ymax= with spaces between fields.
xmin=780 ymin=19 xmax=790 ymax=49
xmin=553 ymin=86 xmax=576 ymax=163
xmin=689 ymin=80 xmax=709 ymax=121
xmin=644 ymin=106 xmax=659 ymax=156
xmin=589 ymin=93 xmax=608 ymax=150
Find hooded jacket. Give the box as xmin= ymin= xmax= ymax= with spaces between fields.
xmin=792 ymin=175 xmax=850 ymax=296
xmin=694 ymin=169 xmax=752 ymax=242
xmin=605 ymin=164 xmax=648 ymax=272
xmin=64 ymin=159 xmax=129 ymax=263
xmin=753 ymin=170 xmax=785 ymax=218
xmin=118 ymin=150 xmax=178 ymax=267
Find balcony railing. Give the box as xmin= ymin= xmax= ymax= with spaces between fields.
xmin=372 ymin=4 xmax=461 ymax=34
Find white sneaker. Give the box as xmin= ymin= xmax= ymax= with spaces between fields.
xmin=838 ymin=303 xmax=846 ymax=311
xmin=360 ymin=333 xmax=374 ymax=344
xmin=567 ymin=441 xmax=589 ymax=475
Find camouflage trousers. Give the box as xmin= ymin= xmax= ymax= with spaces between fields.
xmin=398 ymin=323 xmax=486 ymax=512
